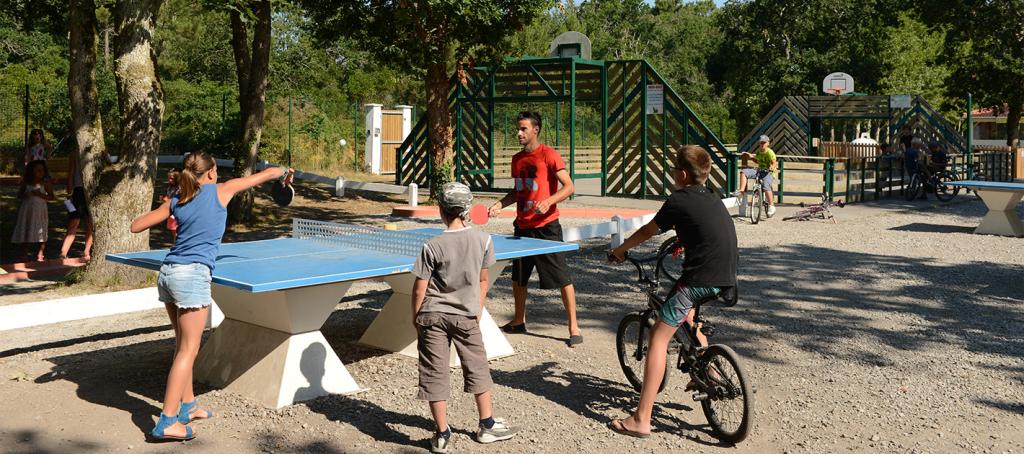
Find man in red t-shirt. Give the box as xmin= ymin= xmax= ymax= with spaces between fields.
xmin=488 ymin=111 xmax=582 ymax=347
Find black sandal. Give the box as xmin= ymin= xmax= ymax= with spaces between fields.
xmin=500 ymin=322 xmax=527 ymax=334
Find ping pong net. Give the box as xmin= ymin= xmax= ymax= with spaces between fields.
xmin=292 ymin=219 xmax=434 ymax=257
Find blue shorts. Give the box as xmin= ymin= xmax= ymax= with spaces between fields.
xmin=741 ymin=168 xmax=774 ymax=190
xmin=658 ymin=285 xmax=720 ymax=327
xmin=157 ymin=263 xmax=214 ymax=309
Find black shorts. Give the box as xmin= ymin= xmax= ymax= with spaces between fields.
xmin=68 ymin=186 xmax=91 ymax=220
xmin=512 ymin=220 xmax=572 ymax=289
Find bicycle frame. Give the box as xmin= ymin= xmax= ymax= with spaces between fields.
xmin=623 ymin=254 xmax=710 ymax=378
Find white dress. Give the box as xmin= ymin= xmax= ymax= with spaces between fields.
xmin=11 ymin=184 xmax=49 ymax=243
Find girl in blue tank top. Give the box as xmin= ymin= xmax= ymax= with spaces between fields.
xmin=130 ymin=152 xmax=292 ymax=441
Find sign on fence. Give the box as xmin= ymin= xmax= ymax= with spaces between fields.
xmin=646 ymin=84 xmax=664 ymax=115
xmin=890 ymin=95 xmax=912 ymax=109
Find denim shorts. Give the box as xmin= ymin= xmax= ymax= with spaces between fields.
xmin=157 ymin=263 xmax=214 ymax=309
xmin=741 ymin=168 xmax=774 ymax=190
xmin=659 ymin=285 xmax=720 ymax=327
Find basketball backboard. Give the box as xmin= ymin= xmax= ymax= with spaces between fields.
xmin=549 ymin=31 xmax=593 ymax=60
xmin=822 ymin=72 xmax=854 ymax=95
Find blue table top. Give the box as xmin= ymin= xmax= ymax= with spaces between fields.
xmin=946 ymin=180 xmax=1024 ymax=190
xmin=107 ymin=227 xmax=578 ymax=292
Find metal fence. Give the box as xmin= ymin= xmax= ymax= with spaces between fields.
xmin=733 ymin=150 xmax=1018 ymax=204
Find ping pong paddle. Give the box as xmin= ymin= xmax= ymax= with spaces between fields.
xmin=271 ymin=180 xmax=294 ymax=206
xmin=469 ymin=204 xmax=490 ymax=225
xmin=270 ymin=168 xmax=295 ymax=207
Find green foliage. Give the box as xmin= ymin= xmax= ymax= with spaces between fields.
xmin=916 ymin=0 xmax=1024 ymax=118
xmin=714 ymin=0 xmax=898 ymax=133
xmin=3 ymin=0 xmax=1019 ymax=174
xmin=302 ymin=0 xmax=552 ymax=68
xmin=878 ymin=14 xmax=950 ymax=113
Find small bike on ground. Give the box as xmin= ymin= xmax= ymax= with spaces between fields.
xmin=611 ymin=238 xmax=753 ymax=443
xmin=782 ymin=193 xmax=845 ymax=223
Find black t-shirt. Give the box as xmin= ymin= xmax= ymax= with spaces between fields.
xmin=653 ymin=185 xmax=738 ymax=287
xmin=900 ymin=133 xmax=913 ymax=151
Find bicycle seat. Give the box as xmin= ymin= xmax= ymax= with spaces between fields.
xmin=696 ymin=286 xmax=738 ymax=307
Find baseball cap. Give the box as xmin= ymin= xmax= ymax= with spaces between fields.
xmin=758 ymin=135 xmax=771 ymax=143
xmin=438 ymin=182 xmax=473 ymax=219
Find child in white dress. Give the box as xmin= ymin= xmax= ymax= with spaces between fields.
xmin=11 ymin=160 xmax=55 ymax=262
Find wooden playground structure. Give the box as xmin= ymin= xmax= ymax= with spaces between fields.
xmin=395 ymin=56 xmax=731 ymax=198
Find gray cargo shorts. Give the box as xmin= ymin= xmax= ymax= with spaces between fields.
xmin=415 ymin=312 xmax=493 ymax=401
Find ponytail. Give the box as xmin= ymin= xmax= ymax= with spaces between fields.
xmin=177 ymin=152 xmax=216 ymax=204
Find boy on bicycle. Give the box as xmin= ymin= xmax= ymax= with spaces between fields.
xmin=737 ymin=134 xmax=777 ymax=217
xmin=607 ymin=145 xmax=738 ymax=438
xmin=926 ymin=142 xmax=949 ymax=175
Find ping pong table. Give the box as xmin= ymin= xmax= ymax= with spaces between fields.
xmin=107 ymin=219 xmax=578 ymax=408
xmin=946 ymin=180 xmax=1024 ymax=237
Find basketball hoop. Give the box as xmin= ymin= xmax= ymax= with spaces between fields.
xmin=822 ymin=72 xmax=854 ymax=96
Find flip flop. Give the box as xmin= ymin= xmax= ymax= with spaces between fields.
xmin=567 ymin=334 xmax=583 ymax=347
xmin=608 ymin=419 xmax=650 ymax=439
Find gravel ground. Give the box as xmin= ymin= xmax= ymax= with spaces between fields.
xmin=1 ymin=197 xmax=1023 ymax=453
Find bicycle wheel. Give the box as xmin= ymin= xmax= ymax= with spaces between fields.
xmin=698 ymin=345 xmax=754 ymax=444
xmin=656 ymin=236 xmax=684 ymax=284
xmin=750 ymin=189 xmax=763 ymax=224
xmin=934 ymin=171 xmax=958 ymax=202
xmin=616 ymin=312 xmax=669 ymax=393
xmin=904 ymin=174 xmax=921 ymax=201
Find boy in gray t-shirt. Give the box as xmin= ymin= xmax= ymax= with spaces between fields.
xmin=411 ymin=182 xmax=517 ymax=453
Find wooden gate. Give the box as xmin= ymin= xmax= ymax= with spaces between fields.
xmin=380 ymin=110 xmax=403 ymax=174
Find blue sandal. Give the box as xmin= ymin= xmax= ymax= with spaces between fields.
xmin=151 ymin=413 xmax=195 ymax=441
xmin=178 ymin=400 xmax=214 ymax=424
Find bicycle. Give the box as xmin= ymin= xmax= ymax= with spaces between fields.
xmin=783 ymin=193 xmax=845 ymax=223
xmin=904 ymin=167 xmax=958 ymax=202
xmin=950 ymin=162 xmax=987 ymax=200
xmin=611 ymin=239 xmax=753 ymax=443
xmin=738 ymin=169 xmax=773 ymax=224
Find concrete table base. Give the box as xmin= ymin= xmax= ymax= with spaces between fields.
xmin=358 ymin=261 xmax=515 ymax=367
xmin=976 ymin=189 xmax=1024 ymax=237
xmin=194 ymin=282 xmax=362 ymax=408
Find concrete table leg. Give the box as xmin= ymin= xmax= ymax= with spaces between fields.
xmin=976 ymin=189 xmax=1024 ymax=237
xmin=357 ymin=261 xmax=515 ymax=366
xmin=194 ymin=282 xmax=362 ymax=408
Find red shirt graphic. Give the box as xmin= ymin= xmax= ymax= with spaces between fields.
xmin=511 ymin=144 xmax=566 ymax=228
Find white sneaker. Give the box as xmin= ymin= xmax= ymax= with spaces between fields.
xmin=736 ymin=194 xmax=747 ymax=217
xmin=767 ymin=204 xmax=777 ymax=217
xmin=430 ymin=431 xmax=451 ymax=453
xmin=476 ymin=417 xmax=517 ymax=443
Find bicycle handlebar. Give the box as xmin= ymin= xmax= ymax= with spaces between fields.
xmin=608 ymin=251 xmax=659 ymax=286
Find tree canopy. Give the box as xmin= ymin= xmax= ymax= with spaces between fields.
xmin=2 ymin=0 xmax=1020 ymax=174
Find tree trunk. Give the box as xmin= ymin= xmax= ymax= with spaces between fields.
xmin=83 ymin=0 xmax=164 ymax=286
xmin=68 ymin=0 xmax=107 ymax=196
xmin=425 ymin=60 xmax=454 ymax=198
xmin=1005 ymin=96 xmax=1022 ymax=148
xmin=227 ymin=0 xmax=271 ymax=225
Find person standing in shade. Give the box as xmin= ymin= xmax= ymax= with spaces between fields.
xmin=488 ymin=111 xmax=582 ymax=347
xmin=60 ymin=149 xmax=94 ymax=260
xmin=24 ymin=129 xmax=51 ymax=166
